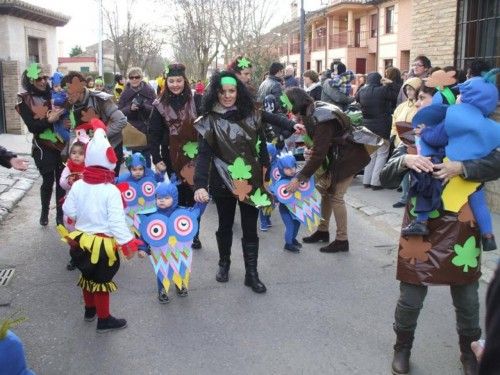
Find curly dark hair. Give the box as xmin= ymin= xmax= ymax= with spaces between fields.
xmin=159 ymin=75 xmax=192 ymax=106
xmin=21 ymin=64 xmax=51 ymax=97
xmin=201 ymin=70 xmax=255 ymax=119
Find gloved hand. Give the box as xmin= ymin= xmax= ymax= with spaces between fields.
xmin=120 ymin=238 xmax=144 ymax=259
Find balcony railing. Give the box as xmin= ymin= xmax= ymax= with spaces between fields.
xmin=312 ymin=36 xmax=327 ymax=51
xmin=328 ymin=31 xmax=370 ymax=49
xmin=289 ymin=41 xmax=310 ymax=54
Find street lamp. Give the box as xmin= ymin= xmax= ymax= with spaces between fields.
xmin=299 ymin=0 xmax=305 ymax=86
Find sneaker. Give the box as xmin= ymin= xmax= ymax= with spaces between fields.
xmin=176 ymin=286 xmax=188 ymax=297
xmin=401 ymin=220 xmax=429 ymax=236
xmin=259 ymin=222 xmax=269 ymax=232
xmin=292 ymin=239 xmax=302 ymax=248
xmin=303 ymin=230 xmax=330 ymax=244
xmin=96 ymin=316 xmax=127 ymax=333
xmin=284 ymin=243 xmax=301 ymax=253
xmin=66 ymin=259 xmax=76 ymax=271
xmin=363 ymin=184 xmax=372 ymax=189
xmin=191 ymin=236 xmax=202 ymax=250
xmin=84 ymin=307 xmax=96 ymax=322
xmin=392 ymin=201 xmax=406 ymax=208
xmin=158 ymin=288 xmax=170 ymax=304
xmin=371 ymin=185 xmax=383 ymax=191
xmin=482 ymin=235 xmax=497 ymax=252
xmin=320 ymin=240 xmax=349 ymax=253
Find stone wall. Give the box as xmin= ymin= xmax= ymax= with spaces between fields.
xmin=411 ymin=0 xmax=457 ymax=67
xmin=2 ymin=61 xmax=24 ymax=135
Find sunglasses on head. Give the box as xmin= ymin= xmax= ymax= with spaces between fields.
xmin=129 ymin=75 xmax=141 ymax=80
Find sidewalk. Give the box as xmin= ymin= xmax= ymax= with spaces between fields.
xmin=345 ymin=175 xmax=500 ymax=283
xmin=0 ymin=134 xmax=39 ymax=221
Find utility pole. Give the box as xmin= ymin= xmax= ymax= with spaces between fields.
xmin=98 ymin=0 xmax=103 ymax=76
xmin=299 ymin=0 xmax=305 ymax=86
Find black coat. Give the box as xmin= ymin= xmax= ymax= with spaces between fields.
xmin=355 ymin=72 xmax=397 ymax=140
xmin=0 ymin=146 xmax=15 ymax=168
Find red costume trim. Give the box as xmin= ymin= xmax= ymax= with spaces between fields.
xmin=82 ymin=166 xmax=115 ymax=184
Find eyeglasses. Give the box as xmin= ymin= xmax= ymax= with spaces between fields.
xmin=129 ymin=75 xmax=141 ymax=80
xmin=412 ymin=63 xmax=424 ymax=68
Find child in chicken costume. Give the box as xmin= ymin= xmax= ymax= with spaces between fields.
xmin=62 ymin=118 xmax=142 ymax=333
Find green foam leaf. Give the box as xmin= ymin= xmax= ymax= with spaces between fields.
xmin=228 ymin=157 xmax=252 ymax=180
xmin=182 ymin=141 xmax=198 ymax=158
xmin=451 ymin=235 xmax=480 ymax=272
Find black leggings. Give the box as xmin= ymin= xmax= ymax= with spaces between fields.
xmin=40 ymin=167 xmax=65 ymax=211
xmin=214 ymin=196 xmax=258 ymax=242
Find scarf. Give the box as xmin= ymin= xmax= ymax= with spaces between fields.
xmin=83 ymin=166 xmax=116 ymax=184
xmin=67 ymin=159 xmax=85 ymax=174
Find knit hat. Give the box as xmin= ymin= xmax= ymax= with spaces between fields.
xmin=125 ymin=152 xmax=146 ymax=170
xmin=456 ymin=76 xmax=499 ymax=116
xmin=84 ymin=118 xmax=117 ymax=170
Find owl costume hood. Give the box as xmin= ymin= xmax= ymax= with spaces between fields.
xmin=155 ymin=176 xmax=179 ymax=215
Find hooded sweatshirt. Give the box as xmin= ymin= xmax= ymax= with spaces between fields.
xmin=391 ymin=77 xmax=422 ymax=145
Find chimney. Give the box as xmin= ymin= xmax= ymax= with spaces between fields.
xmin=290 ymin=1 xmax=298 ymax=20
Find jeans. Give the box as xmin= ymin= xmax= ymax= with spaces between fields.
xmin=394 ymin=281 xmax=481 ymax=337
xmin=363 ymin=141 xmax=390 ymax=187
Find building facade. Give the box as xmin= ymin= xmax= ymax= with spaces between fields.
xmin=0 ymin=0 xmax=69 ymax=134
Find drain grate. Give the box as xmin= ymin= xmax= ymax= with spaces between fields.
xmin=0 ymin=268 xmax=15 ymax=286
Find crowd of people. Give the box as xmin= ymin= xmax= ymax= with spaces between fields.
xmin=8 ymin=53 xmax=500 ymax=375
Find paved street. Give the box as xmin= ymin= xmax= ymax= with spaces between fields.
xmin=0 ymin=177 xmax=491 ymax=375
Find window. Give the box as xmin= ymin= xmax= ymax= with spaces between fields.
xmin=456 ymin=0 xmax=500 ymax=69
xmin=80 ymin=66 xmax=90 ymax=73
xmin=384 ymin=59 xmax=393 ymax=69
xmin=385 ymin=6 xmax=394 ymax=34
xmin=316 ymin=60 xmax=323 ymax=73
xmin=370 ymin=14 xmax=378 ymax=38
xmin=27 ymin=37 xmax=40 ymax=63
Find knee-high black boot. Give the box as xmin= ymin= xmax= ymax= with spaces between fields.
xmin=39 ymin=181 xmax=52 ymax=226
xmin=242 ymin=238 xmax=266 ymax=293
xmin=215 ymin=231 xmax=232 ymax=282
xmin=391 ymin=326 xmax=414 ymax=375
xmin=459 ymin=333 xmax=481 ymax=375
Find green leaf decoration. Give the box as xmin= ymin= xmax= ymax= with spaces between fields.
xmin=69 ymin=109 xmax=76 ymax=128
xmin=182 ymin=141 xmax=198 ymax=158
xmin=409 ymin=197 xmax=439 ymax=219
xmin=255 ymin=138 xmax=262 ymax=154
xmin=280 ymin=94 xmax=293 ymax=112
xmin=228 ymin=157 xmax=252 ymax=180
xmin=39 ymin=128 xmax=59 ymax=143
xmin=26 ymin=63 xmax=41 ymax=80
xmin=452 ymin=236 xmax=480 ymax=272
xmin=237 ymin=57 xmax=251 ymax=69
xmin=303 ymin=134 xmax=313 ymax=147
xmin=250 ymin=188 xmax=271 ymax=207
xmin=0 ymin=311 xmax=26 ymax=339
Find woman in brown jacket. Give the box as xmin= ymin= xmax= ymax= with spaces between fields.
xmin=283 ymin=87 xmax=370 ymax=253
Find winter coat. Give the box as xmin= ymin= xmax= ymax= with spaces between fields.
xmin=380 ymin=144 xmax=500 ymax=286
xmin=321 ymin=79 xmax=354 ymax=111
xmin=257 ymin=75 xmax=283 ymax=103
xmin=391 ymin=77 xmax=422 ymax=147
xmin=118 ymin=82 xmax=156 ymax=150
xmin=305 ymin=82 xmax=322 ymax=101
xmin=296 ymin=102 xmax=370 ymax=193
xmin=355 ymin=72 xmax=395 ymax=140
xmin=284 ymin=75 xmax=299 ymax=88
xmin=0 ymin=146 xmax=16 ymax=169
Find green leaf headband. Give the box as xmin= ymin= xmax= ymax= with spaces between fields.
xmin=27 ymin=63 xmax=41 ymax=80
xmin=280 ymin=94 xmax=293 ymax=112
xmin=221 ymin=76 xmax=237 ymax=86
xmin=237 ymin=57 xmax=251 ymax=69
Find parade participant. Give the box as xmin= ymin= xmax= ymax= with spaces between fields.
xmin=148 ymin=63 xmax=202 ymax=249
xmin=64 ymin=71 xmax=127 ymax=176
xmin=62 ymin=118 xmax=141 ymax=333
xmin=259 ymin=142 xmax=278 ymax=231
xmin=118 ymin=67 xmax=156 ymax=167
xmin=59 ymin=140 xmax=86 ymax=271
xmin=272 ymin=153 xmax=302 ymax=253
xmin=227 ymin=56 xmax=253 ymax=86
xmin=0 ymin=146 xmax=29 ymax=171
xmin=16 ymin=63 xmax=66 ymax=226
xmin=50 ymin=71 xmax=70 ymax=143
xmin=380 ymin=80 xmax=500 ymax=375
xmin=116 ymin=152 xmax=163 ymax=185
xmin=194 ymin=70 xmax=270 ymax=293
xmin=283 ymin=87 xmax=370 ymax=253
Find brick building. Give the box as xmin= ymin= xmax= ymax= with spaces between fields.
xmin=0 ymin=0 xmax=69 ymax=134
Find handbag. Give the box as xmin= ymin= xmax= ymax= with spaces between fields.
xmin=122 ymin=123 xmax=148 ymax=148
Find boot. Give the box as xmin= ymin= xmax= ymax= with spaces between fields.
xmin=96 ymin=316 xmax=127 ymax=333
xmin=242 ymin=238 xmax=266 ymax=293
xmin=302 ymin=230 xmax=330 ymax=244
xmin=215 ymin=231 xmax=232 ymax=282
xmin=84 ymin=307 xmax=96 ymax=322
xmin=39 ymin=185 xmax=51 ymax=226
xmin=320 ymin=240 xmax=349 ymax=253
xmin=482 ymin=234 xmax=497 ymax=251
xmin=191 ymin=235 xmax=202 ymax=250
xmin=391 ymin=328 xmax=414 ymax=375
xmin=459 ymin=334 xmax=480 ymax=375
xmin=56 ymin=205 xmax=64 ymax=226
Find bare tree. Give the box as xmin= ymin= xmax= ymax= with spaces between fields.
xmin=104 ymin=0 xmax=166 ymax=77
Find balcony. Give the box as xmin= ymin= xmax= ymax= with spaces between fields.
xmin=289 ymin=41 xmax=310 ymax=55
xmin=328 ymin=30 xmax=369 ymax=49
xmin=312 ymin=36 xmax=327 ymax=51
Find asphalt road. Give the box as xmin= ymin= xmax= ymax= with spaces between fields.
xmin=0 ymin=181 xmax=487 ymax=375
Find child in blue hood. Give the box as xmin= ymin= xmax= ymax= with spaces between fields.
xmin=51 ymin=71 xmax=70 ymax=143
xmin=259 ymin=143 xmax=278 ymax=231
xmin=116 ymin=152 xmax=163 ymax=183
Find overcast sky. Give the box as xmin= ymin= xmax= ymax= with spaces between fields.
xmin=26 ymin=0 xmax=324 ymax=56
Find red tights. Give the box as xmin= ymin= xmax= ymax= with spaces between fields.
xmin=82 ymin=290 xmax=110 ymax=319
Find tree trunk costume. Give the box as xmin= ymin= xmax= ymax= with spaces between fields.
xmin=194 ymin=107 xmax=270 ymax=293
xmin=16 ymin=64 xmax=66 ymax=226
xmin=380 ymin=144 xmax=500 ymax=375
